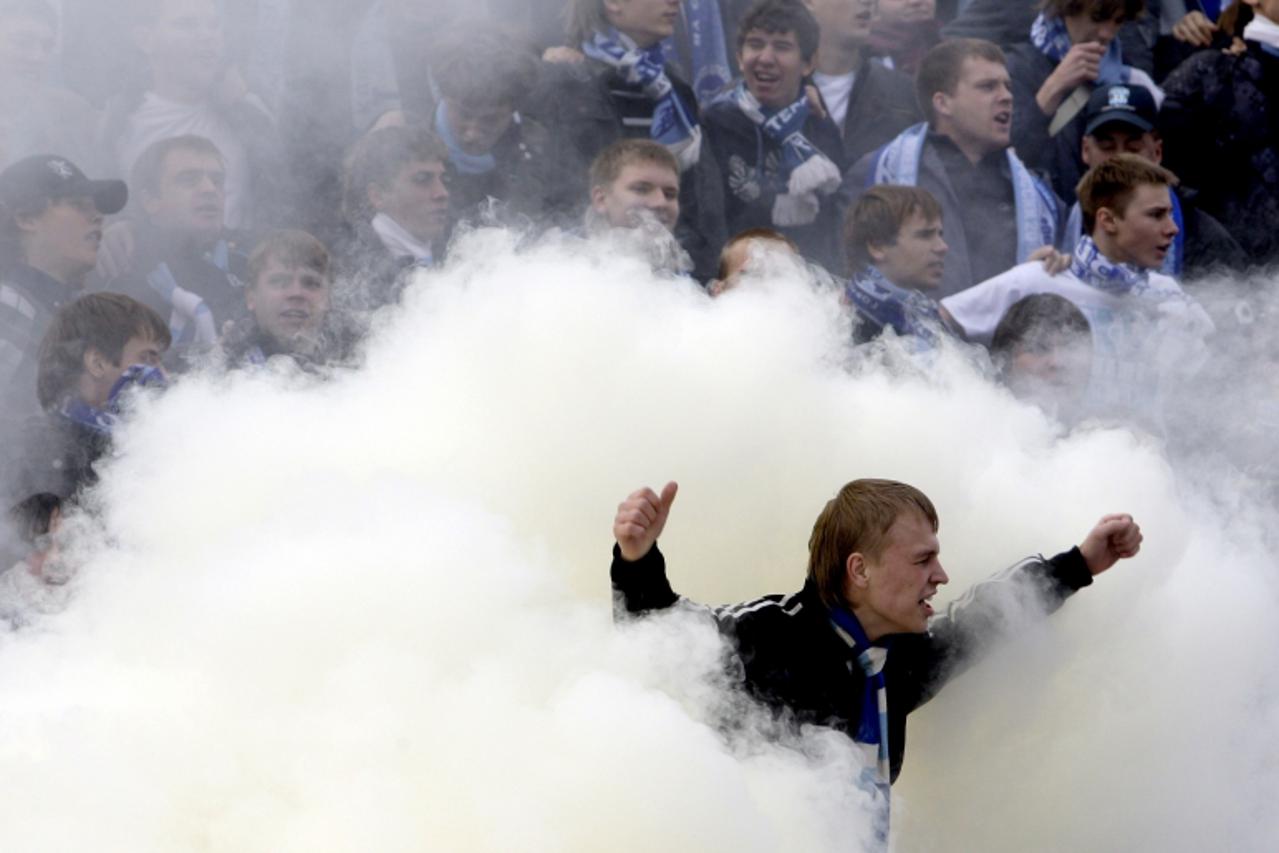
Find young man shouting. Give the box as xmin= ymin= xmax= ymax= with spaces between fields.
xmin=611 ymin=478 xmax=1141 ymax=845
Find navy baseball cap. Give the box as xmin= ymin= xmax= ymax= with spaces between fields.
xmin=0 ymin=155 xmax=128 ymax=215
xmin=1084 ymin=84 xmax=1157 ymax=137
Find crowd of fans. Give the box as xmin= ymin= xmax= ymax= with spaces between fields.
xmin=1 ymin=0 xmax=1275 ymax=606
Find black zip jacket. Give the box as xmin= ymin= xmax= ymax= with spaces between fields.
xmin=611 ymin=542 xmax=1093 ymax=782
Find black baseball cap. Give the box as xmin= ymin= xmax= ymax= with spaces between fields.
xmin=0 ymin=155 xmax=128 ymax=215
xmin=1083 ymin=84 xmax=1157 ymax=137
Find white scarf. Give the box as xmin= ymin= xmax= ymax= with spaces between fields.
xmin=1243 ymin=14 xmax=1279 ymax=52
xmin=372 ymin=213 xmax=434 ymax=265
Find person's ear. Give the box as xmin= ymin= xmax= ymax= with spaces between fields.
xmin=846 ymin=552 xmax=871 ymax=591
xmin=589 ymin=184 xmax=608 ymax=214
xmin=366 ymin=182 xmax=387 ymax=214
xmin=141 ymin=189 xmax=163 ymax=218
xmin=1151 ymin=135 xmax=1164 ymax=165
xmin=867 ymin=241 xmax=889 ymax=265
xmin=245 ymin=285 xmax=258 ymax=314
xmin=931 ymin=91 xmax=952 ymax=122
xmin=82 ymin=347 xmax=111 ymax=380
xmin=1096 ymin=205 xmax=1120 ymax=235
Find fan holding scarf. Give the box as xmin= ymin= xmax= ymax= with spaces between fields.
xmin=701 ymin=0 xmax=847 ymax=271
xmin=610 ymin=478 xmax=1143 ymax=848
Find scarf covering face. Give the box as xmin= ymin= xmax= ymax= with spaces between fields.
xmin=1031 ymin=13 xmax=1165 ymax=105
xmin=845 ymin=266 xmax=945 ymax=348
xmin=1244 ymin=13 xmax=1279 ymax=56
xmin=870 ymin=123 xmax=1060 ymax=264
xmin=1069 ymin=234 xmax=1153 ymax=296
xmin=1064 ymin=190 xmax=1184 ymax=278
xmin=434 ymin=100 xmax=499 ymax=175
xmin=829 ymin=605 xmax=892 ymax=848
xmin=57 ymin=365 xmax=168 ymax=435
xmin=582 ymin=29 xmax=703 ymax=171
xmin=727 ymin=81 xmax=841 ymax=226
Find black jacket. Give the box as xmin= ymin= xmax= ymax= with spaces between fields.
xmin=1161 ymin=41 xmax=1279 ymax=266
xmin=828 ymin=58 xmax=922 ymax=168
xmin=526 ymin=58 xmax=727 ymax=281
xmin=1005 ymin=43 xmax=1089 ymax=204
xmin=612 ymin=542 xmax=1093 ymax=783
xmin=702 ymin=97 xmax=848 ymax=271
xmin=446 ymin=115 xmax=577 ymax=227
xmin=2 ymin=411 xmax=106 ymax=505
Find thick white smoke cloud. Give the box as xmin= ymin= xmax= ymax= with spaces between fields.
xmin=1 ymin=227 xmax=1276 ymax=850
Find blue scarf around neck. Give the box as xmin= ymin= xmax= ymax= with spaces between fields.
xmin=1070 ymin=234 xmax=1154 ymax=296
xmin=828 ymin=604 xmax=892 ymax=846
xmin=582 ymin=28 xmax=701 ymax=164
xmin=1030 ymin=13 xmax=1131 ymax=86
xmin=869 ymin=123 xmax=1059 ymax=264
xmin=845 ymin=266 xmax=945 ymax=347
xmin=434 ymin=100 xmax=499 ymax=175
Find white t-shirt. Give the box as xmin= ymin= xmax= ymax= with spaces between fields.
xmin=813 ymin=71 xmax=856 ymax=132
xmin=942 ymin=262 xmax=1214 ymax=418
xmin=116 ymin=93 xmax=254 ymax=229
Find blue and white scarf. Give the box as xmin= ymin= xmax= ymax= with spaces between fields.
xmin=1031 ymin=13 xmax=1164 ymax=105
xmin=670 ymin=0 xmax=732 ymax=107
xmin=845 ymin=266 xmax=945 ymax=347
xmin=145 ymin=244 xmax=233 ymax=350
xmin=583 ymin=28 xmax=703 ymax=170
xmin=870 ymin=123 xmax=1059 ymax=264
xmin=57 ymin=365 xmax=168 ymax=435
xmin=1064 ymin=189 xmax=1184 ymax=278
xmin=829 ymin=605 xmax=892 ymax=847
xmin=1243 ymin=13 xmax=1279 ymax=58
xmin=434 ymin=100 xmax=499 ymax=175
xmin=1070 ymin=234 xmax=1154 ymax=296
xmin=728 ymin=81 xmax=841 ymax=196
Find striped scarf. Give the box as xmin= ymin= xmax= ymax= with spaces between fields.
xmin=1069 ymin=234 xmax=1153 ymax=296
xmin=583 ymin=29 xmax=702 ymax=171
xmin=57 ymin=365 xmax=168 ymax=435
xmin=845 ymin=265 xmax=945 ymax=348
xmin=869 ymin=123 xmax=1059 ymax=265
xmin=829 ymin=606 xmax=892 ymax=846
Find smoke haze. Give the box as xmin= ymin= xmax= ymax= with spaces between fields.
xmin=1 ymin=228 xmax=1277 ymax=850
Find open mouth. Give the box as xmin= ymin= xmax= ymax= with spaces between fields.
xmin=993 ymin=111 xmax=1011 ymax=129
xmin=919 ymin=593 xmax=936 ymax=618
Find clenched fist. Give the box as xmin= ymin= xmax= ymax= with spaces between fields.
xmin=613 ymin=481 xmax=678 ymax=562
xmin=1078 ymin=513 xmax=1143 ymax=576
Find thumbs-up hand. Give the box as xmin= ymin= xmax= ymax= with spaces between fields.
xmin=613 ymin=481 xmax=679 ymax=562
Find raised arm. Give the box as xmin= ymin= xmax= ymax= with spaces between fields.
xmin=904 ymin=514 xmax=1143 ymax=710
xmin=610 ymin=482 xmax=681 ymax=617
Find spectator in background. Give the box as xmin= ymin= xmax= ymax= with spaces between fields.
xmin=1060 ymin=83 xmax=1245 ymax=279
xmin=1006 ymin=0 xmax=1157 ymax=203
xmin=0 ymin=0 xmax=99 ymax=171
xmin=868 ymin=0 xmax=943 ymax=75
xmin=709 ymin=227 xmax=800 ymax=294
xmin=585 ymin=138 xmax=692 ymax=276
xmin=0 ymin=155 xmax=127 ymax=421
xmin=101 ymin=0 xmax=280 ymax=232
xmin=222 ymin=229 xmax=358 ymax=368
xmin=101 ymin=135 xmax=249 ymax=364
xmin=842 ymin=185 xmax=953 ymax=347
xmin=527 ymin=0 xmax=726 ymax=280
xmin=1161 ymin=0 xmax=1279 ymax=266
xmin=943 ymin=155 xmax=1213 ymax=424
xmin=339 ymin=125 xmax=452 ymax=309
xmin=806 ymin=0 xmax=922 ymax=166
xmin=703 ymin=0 xmax=846 ymax=270
xmin=430 ymin=30 xmax=573 ymax=224
xmin=2 ymin=293 xmax=168 ymax=504
xmin=1155 ymin=1 xmax=1244 ymax=79
xmin=847 ymin=39 xmax=1062 ymax=298
xmin=990 ymin=292 xmax=1094 ymax=420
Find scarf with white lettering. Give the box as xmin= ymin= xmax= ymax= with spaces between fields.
xmin=1070 ymin=234 xmax=1153 ymax=296
xmin=583 ymin=28 xmax=702 ymax=170
xmin=870 ymin=123 xmax=1059 ymax=264
xmin=845 ymin=265 xmax=945 ymax=347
